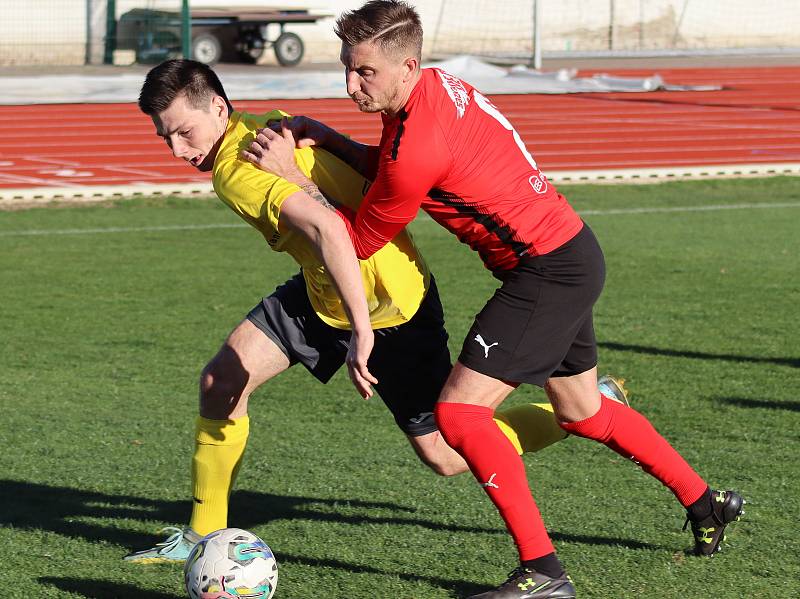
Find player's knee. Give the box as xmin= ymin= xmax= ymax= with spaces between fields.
xmin=199 ymin=360 xmax=249 ymax=419
xmin=410 ymin=430 xmax=469 ymax=477
xmin=418 ymin=453 xmax=466 ymax=477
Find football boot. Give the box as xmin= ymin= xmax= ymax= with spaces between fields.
xmin=684 ymin=489 xmax=745 ymax=556
xmin=597 ymin=374 xmax=630 ymax=406
xmin=468 ymin=567 xmax=576 ymax=599
xmin=124 ymin=526 xmax=201 ymax=563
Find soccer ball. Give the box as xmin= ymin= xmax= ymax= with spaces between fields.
xmin=184 ymin=528 xmax=278 ymax=599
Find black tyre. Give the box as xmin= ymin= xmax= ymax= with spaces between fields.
xmin=192 ymin=33 xmax=222 ymax=65
xmin=237 ymin=29 xmax=266 ymax=64
xmin=238 ymin=47 xmax=264 ymax=64
xmin=273 ymin=32 xmax=304 ymax=67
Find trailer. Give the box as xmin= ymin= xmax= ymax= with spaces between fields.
xmin=116 ymin=6 xmax=330 ymax=66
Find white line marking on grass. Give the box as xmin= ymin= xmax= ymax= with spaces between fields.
xmin=0 ymin=223 xmax=247 ymax=237
xmin=0 ymin=202 xmax=798 ymax=238
xmin=579 ymin=201 xmax=800 ymax=216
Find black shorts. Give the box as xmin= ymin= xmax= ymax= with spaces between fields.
xmin=458 ymin=223 xmax=605 ymax=386
xmin=247 ymin=274 xmax=451 ymax=436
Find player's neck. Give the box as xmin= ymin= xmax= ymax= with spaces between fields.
xmin=211 ymin=114 xmax=231 ymax=162
xmin=199 ymin=115 xmax=229 ymax=171
xmin=384 ymin=71 xmax=422 ymax=119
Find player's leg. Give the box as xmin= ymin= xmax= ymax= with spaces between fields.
xmin=410 ymin=378 xmax=628 ymax=472
xmin=433 ymin=227 xmax=616 ymax=598
xmin=124 ymin=317 xmax=290 ymax=563
xmin=546 ymin=223 xmax=742 ymax=557
xmin=435 ymin=365 xmax=564 ymax=577
xmin=493 ymin=402 xmax=565 ymax=455
xmin=125 ymin=274 xmax=348 ymax=563
xmin=550 ymin=364 xmax=744 ymax=557
xmin=189 ymin=318 xmax=291 ymax=537
xmin=410 ymin=392 xmax=629 ymax=475
xmin=491 ymin=376 xmax=628 ymax=456
xmin=367 ymin=278 xmax=573 ymax=476
xmin=192 ymin=272 xmax=353 ymax=533
xmin=406 ymin=401 xmax=566 ymax=475
xmin=436 ymin=365 xmax=579 ymax=599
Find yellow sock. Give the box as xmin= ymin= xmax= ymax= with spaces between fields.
xmin=494 ymin=403 xmax=567 ymax=455
xmin=190 ymin=415 xmax=250 ymax=536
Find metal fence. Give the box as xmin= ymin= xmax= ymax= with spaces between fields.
xmin=2 ymin=1 xmax=799 ymax=67
xmin=0 ymin=0 xmax=184 ymax=66
xmin=430 ymin=0 xmax=800 ymax=65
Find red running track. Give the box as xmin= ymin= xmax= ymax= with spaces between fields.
xmin=0 ymin=66 xmax=799 ymax=190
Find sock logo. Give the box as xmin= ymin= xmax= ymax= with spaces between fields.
xmin=481 ymin=473 xmax=499 ymax=489
xmin=474 ymin=334 xmax=499 ymax=358
xmin=193 ymin=497 xmax=204 ymax=504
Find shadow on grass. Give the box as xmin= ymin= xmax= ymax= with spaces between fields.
xmin=39 ymin=534 xmax=661 ymax=599
xmin=279 ymin=551 xmax=484 ymax=597
xmin=0 ymin=477 xmax=662 ymax=548
xmin=600 ymin=341 xmax=799 ymax=368
xmin=6 ymin=479 xmax=664 ymax=596
xmin=280 ymin=529 xmax=661 ymax=598
xmin=39 ymin=577 xmax=177 ymax=599
xmin=716 ymin=396 xmax=800 ymax=412
xmin=0 ymin=479 xmax=506 ymax=551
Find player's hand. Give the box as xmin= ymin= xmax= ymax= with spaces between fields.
xmin=346 ymin=327 xmax=378 ymax=399
xmin=265 ymin=115 xmax=331 ymax=149
xmin=241 ymin=118 xmax=301 ymax=179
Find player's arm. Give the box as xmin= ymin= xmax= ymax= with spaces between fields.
xmin=340 ymin=127 xmax=448 ymax=260
xmin=279 ymin=191 xmax=377 ymax=398
xmin=311 ymin=123 xmax=379 ymax=181
xmin=338 ymin=173 xmax=424 ymax=260
xmin=241 ymin=122 xmax=377 ymax=397
xmin=258 ymin=116 xmax=379 ymax=180
xmin=240 ymin=119 xmax=430 ymax=259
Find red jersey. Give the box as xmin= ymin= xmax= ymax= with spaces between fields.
xmin=341 ymin=68 xmax=584 ymax=272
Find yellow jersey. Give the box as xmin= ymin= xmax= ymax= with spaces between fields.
xmin=212 ymin=110 xmax=430 ymax=330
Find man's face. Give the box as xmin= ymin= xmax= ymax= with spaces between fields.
xmin=340 ymin=41 xmax=411 ymax=114
xmin=151 ymin=93 xmax=227 ymax=172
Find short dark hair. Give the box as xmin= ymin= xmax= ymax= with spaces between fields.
xmin=138 ymin=59 xmax=233 ymax=115
xmin=335 ymin=0 xmax=422 ymax=61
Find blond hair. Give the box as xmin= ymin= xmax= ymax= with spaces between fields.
xmin=335 ymin=1 xmax=422 ymax=61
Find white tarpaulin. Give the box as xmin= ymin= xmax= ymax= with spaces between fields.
xmin=0 ymin=56 xmax=719 ymax=105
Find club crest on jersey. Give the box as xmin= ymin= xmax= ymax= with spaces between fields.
xmin=529 ymin=172 xmax=548 ymax=194
xmin=437 ymin=69 xmax=470 ymax=118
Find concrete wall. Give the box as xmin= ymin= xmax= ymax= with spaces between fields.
xmin=0 ymin=1 xmax=797 ymax=66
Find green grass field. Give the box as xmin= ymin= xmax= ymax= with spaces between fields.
xmin=1 ymin=177 xmax=798 ymax=598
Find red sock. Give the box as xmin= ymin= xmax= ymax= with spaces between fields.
xmin=434 ymin=402 xmax=554 ymax=560
xmin=560 ymin=395 xmax=708 ymax=507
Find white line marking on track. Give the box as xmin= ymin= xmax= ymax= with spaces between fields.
xmin=108 ymin=166 xmax=176 ymax=177
xmin=24 ymin=156 xmax=80 ymax=167
xmin=38 ymin=168 xmax=94 ymax=178
xmin=1 ymin=202 xmax=798 ymax=238
xmin=0 ymin=172 xmax=78 ymax=187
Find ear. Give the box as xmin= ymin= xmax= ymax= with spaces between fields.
xmin=210 ymin=94 xmax=228 ymax=118
xmin=401 ymin=56 xmax=418 ymax=82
